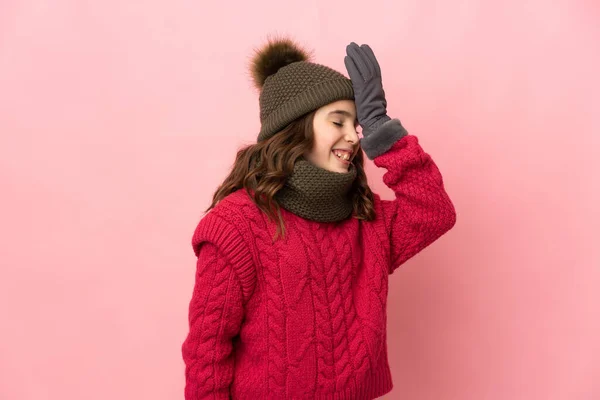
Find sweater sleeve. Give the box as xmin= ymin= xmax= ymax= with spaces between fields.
xmin=182 ymin=210 xmax=256 ymax=399
xmin=369 ymin=118 xmax=457 ymax=275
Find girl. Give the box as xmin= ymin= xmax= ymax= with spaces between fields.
xmin=182 ymin=36 xmax=456 ymax=400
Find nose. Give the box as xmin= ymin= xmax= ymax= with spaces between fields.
xmin=345 ymin=126 xmax=360 ymax=145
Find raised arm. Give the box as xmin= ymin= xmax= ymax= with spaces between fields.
xmin=344 ymin=42 xmax=456 ymax=274
xmin=368 ymin=119 xmax=456 ymax=274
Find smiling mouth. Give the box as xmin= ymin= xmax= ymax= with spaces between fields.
xmin=335 ymin=157 xmax=351 ymax=165
xmin=332 ymin=150 xmax=353 ymax=162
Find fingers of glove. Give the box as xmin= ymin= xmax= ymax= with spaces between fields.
xmin=346 ymin=42 xmax=374 ymax=81
xmin=344 ymin=55 xmax=363 ymax=83
xmin=360 ymin=44 xmax=382 ymax=78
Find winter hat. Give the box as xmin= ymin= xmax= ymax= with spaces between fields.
xmin=250 ymin=36 xmax=355 ymax=142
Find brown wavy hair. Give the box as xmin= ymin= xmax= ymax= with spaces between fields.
xmin=206 ymin=110 xmax=375 ymax=240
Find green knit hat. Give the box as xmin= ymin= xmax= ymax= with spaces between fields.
xmin=250 ymin=37 xmax=355 ymax=142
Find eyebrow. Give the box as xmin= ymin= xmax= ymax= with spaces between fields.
xmin=328 ymin=110 xmax=359 ymax=125
xmin=328 ymin=110 xmax=355 ymax=119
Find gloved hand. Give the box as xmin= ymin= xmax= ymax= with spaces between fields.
xmin=344 ymin=42 xmax=391 ymax=138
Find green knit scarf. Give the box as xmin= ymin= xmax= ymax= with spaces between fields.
xmin=274 ymin=158 xmax=357 ymax=222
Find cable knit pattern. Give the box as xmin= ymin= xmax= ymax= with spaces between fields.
xmin=182 ymin=134 xmax=456 ymax=399
xmin=373 ymin=135 xmax=457 ymax=274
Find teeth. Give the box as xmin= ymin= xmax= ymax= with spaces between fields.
xmin=334 ymin=151 xmax=350 ymax=161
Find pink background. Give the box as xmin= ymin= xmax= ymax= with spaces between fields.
xmin=1 ymin=0 xmax=599 ymax=399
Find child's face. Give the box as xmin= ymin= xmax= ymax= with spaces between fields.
xmin=305 ymin=100 xmax=361 ymax=173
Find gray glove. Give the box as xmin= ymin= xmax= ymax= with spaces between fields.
xmin=344 ymin=42 xmax=408 ymax=159
xmin=344 ymin=42 xmax=391 ymax=138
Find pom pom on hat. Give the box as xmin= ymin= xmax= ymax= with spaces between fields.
xmin=249 ymin=35 xmax=313 ymax=90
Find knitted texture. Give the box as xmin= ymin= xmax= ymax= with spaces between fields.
xmin=182 ymin=135 xmax=457 ymax=399
xmin=257 ymin=61 xmax=354 ymax=142
xmin=274 ymin=158 xmax=357 ymax=222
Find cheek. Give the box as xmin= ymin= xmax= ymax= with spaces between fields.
xmin=317 ymin=132 xmax=336 ymax=150
xmin=318 ymin=143 xmax=334 ymax=158
xmin=311 ymin=125 xmax=337 ymax=156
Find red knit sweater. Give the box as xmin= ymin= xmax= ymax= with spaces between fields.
xmin=182 ymin=135 xmax=456 ymax=399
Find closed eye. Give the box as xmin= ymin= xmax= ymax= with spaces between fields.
xmin=333 ymin=122 xmax=343 ymax=127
